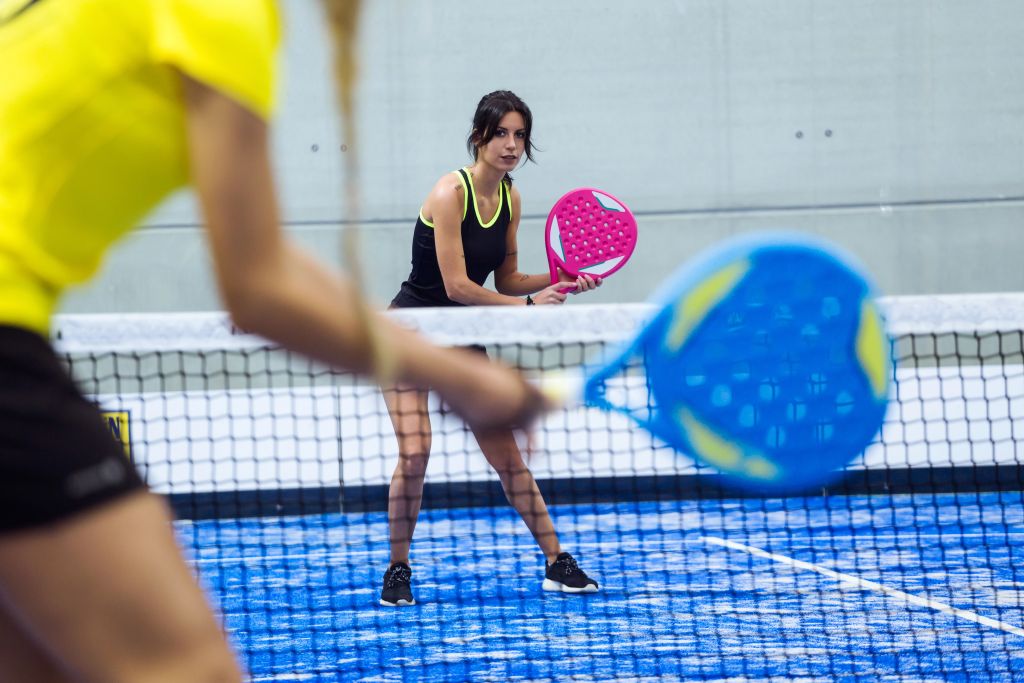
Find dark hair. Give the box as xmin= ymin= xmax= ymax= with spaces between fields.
xmin=466 ymin=90 xmax=537 ymax=183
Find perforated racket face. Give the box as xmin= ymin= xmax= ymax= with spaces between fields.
xmin=545 ymin=188 xmax=638 ymax=284
xmin=641 ymin=239 xmax=890 ymax=493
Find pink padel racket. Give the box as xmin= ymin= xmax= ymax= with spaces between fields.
xmin=545 ymin=188 xmax=638 ymax=291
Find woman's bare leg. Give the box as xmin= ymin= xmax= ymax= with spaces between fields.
xmin=382 ymin=383 xmax=432 ymax=565
xmin=0 ymin=492 xmax=242 ymax=683
xmin=0 ymin=604 xmax=73 ymax=683
xmin=473 ymin=427 xmax=561 ymax=564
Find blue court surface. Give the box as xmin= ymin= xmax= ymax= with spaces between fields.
xmin=180 ymin=492 xmax=1024 ymax=682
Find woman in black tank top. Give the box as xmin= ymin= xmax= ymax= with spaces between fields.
xmin=380 ymin=91 xmax=602 ymax=606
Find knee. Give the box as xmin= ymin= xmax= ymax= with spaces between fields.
xmin=395 ymin=449 xmax=430 ymax=480
xmin=484 ymin=445 xmax=526 ymax=480
xmin=492 ymin=456 xmax=529 ymax=482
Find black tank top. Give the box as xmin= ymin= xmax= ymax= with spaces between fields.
xmin=391 ymin=168 xmax=512 ymax=308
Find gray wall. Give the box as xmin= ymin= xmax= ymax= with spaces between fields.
xmin=61 ymin=0 xmax=1024 ymax=314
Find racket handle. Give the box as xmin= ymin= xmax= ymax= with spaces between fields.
xmin=548 ymin=259 xmax=579 ymax=295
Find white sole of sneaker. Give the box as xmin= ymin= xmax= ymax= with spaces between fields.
xmin=542 ymin=578 xmax=599 ymax=594
xmin=379 ymin=598 xmax=415 ymax=607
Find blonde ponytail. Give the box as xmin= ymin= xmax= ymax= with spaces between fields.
xmin=320 ymin=0 xmax=397 ymax=384
xmin=321 ymin=0 xmax=361 ymax=131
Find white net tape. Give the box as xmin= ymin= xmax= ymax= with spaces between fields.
xmin=52 ymin=293 xmax=1024 ymax=354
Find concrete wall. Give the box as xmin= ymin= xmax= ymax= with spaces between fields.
xmin=61 ymin=0 xmax=1024 ymax=314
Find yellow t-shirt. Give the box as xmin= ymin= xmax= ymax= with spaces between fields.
xmin=0 ymin=0 xmax=281 ymax=335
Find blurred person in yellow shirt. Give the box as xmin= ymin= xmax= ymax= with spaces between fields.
xmin=0 ymin=1 xmax=546 ymax=680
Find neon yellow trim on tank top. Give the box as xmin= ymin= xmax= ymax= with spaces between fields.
xmin=419 ymin=169 xmax=471 ymax=229
xmin=463 ymin=168 xmax=504 ymax=228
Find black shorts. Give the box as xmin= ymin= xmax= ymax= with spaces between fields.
xmin=0 ymin=326 xmax=146 ymax=532
xmin=460 ymin=343 xmax=488 ymax=357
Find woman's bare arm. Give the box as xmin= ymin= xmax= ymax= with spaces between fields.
xmin=492 ymin=186 xmax=551 ymax=297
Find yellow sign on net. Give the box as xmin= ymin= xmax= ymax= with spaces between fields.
xmin=101 ymin=410 xmax=132 ymax=461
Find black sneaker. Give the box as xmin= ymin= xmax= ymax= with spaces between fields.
xmin=543 ymin=552 xmax=599 ymax=594
xmin=380 ymin=562 xmax=415 ymax=606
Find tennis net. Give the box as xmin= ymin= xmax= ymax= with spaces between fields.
xmin=55 ymin=295 xmax=1024 ymax=682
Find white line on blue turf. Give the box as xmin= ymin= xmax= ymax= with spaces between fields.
xmin=702 ymin=535 xmax=1024 ymax=638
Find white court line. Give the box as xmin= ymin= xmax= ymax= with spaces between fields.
xmin=711 ymin=531 xmax=1024 ymax=545
xmin=702 ymin=535 xmax=1024 ymax=638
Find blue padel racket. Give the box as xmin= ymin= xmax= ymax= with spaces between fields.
xmin=546 ymin=232 xmax=891 ymax=494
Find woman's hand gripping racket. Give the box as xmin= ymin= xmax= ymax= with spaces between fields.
xmin=545 ymin=188 xmax=638 ymax=293
xmin=540 ymin=232 xmax=891 ymax=494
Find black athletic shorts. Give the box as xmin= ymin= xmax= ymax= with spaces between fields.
xmin=0 ymin=326 xmax=146 ymax=532
xmin=460 ymin=343 xmax=488 ymax=357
